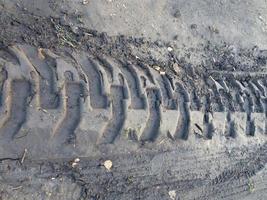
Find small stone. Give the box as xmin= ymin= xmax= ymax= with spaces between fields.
xmin=154 ymin=66 xmax=161 ymax=71
xmin=258 ymin=15 xmax=264 ymax=21
xmin=71 ymin=157 xmax=80 ymax=168
xmin=168 ymin=190 xmax=176 ymax=200
xmin=82 ymin=0 xmax=89 ymax=4
xmin=167 ymin=47 xmax=173 ymax=52
xmin=173 ymin=35 xmax=178 ymax=40
xmin=104 ymin=160 xmax=113 ymax=171
xmin=173 ymin=9 xmax=181 ymax=18
xmin=172 ymin=63 xmax=180 ymax=74
xmin=208 ymin=26 xmax=219 ymax=34
xmin=71 ymin=162 xmax=78 ymax=168
xmin=190 ymin=24 xmax=197 ymax=29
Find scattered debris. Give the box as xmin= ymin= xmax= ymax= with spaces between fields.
xmin=248 ymin=180 xmax=255 ymax=193
xmin=153 ymin=65 xmax=166 ymax=75
xmin=50 ymin=18 xmax=78 ymax=48
xmin=103 ymin=160 xmax=113 ymax=171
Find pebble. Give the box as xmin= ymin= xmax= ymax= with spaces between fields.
xmin=104 ymin=160 xmax=113 ymax=171
xmin=167 ymin=47 xmax=173 ymax=52
xmin=82 ymin=0 xmax=89 ymax=5
xmin=168 ymin=190 xmax=176 ymax=200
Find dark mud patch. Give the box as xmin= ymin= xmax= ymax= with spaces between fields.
xmin=1 ymin=6 xmax=267 ymax=75
xmin=1 ymin=6 xmax=267 ymax=103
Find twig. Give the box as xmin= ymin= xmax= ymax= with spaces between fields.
xmin=20 ymin=149 xmax=28 ymax=164
xmin=11 ymin=186 xmax=22 ymax=190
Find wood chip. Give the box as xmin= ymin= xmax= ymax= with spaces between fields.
xmin=20 ymin=149 xmax=28 ymax=164
xmin=37 ymin=48 xmax=45 ymax=60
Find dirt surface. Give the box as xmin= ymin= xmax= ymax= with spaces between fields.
xmin=0 ymin=0 xmax=267 ymax=200
xmin=3 ymin=0 xmax=267 ymax=48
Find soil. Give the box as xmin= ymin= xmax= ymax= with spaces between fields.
xmin=0 ymin=0 xmax=267 ymax=199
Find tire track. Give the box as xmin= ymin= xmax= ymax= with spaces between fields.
xmin=0 ymin=45 xmax=266 ymax=150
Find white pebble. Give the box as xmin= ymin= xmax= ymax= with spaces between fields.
xmin=104 ymin=160 xmax=113 ymax=170
xmin=167 ymin=47 xmax=173 ymax=52
xmin=168 ymin=190 xmax=176 ymax=200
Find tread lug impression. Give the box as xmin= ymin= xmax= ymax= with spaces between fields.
xmin=0 ymin=80 xmax=31 ymax=140
xmin=53 ymin=73 xmax=83 ymax=144
xmin=98 ymin=85 xmax=126 ymax=144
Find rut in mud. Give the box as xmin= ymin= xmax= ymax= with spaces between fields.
xmin=0 ymin=44 xmax=266 ymax=159
xmin=0 ymin=2 xmax=267 ymax=200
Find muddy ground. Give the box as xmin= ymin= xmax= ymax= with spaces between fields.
xmin=0 ymin=0 xmax=267 ymax=199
